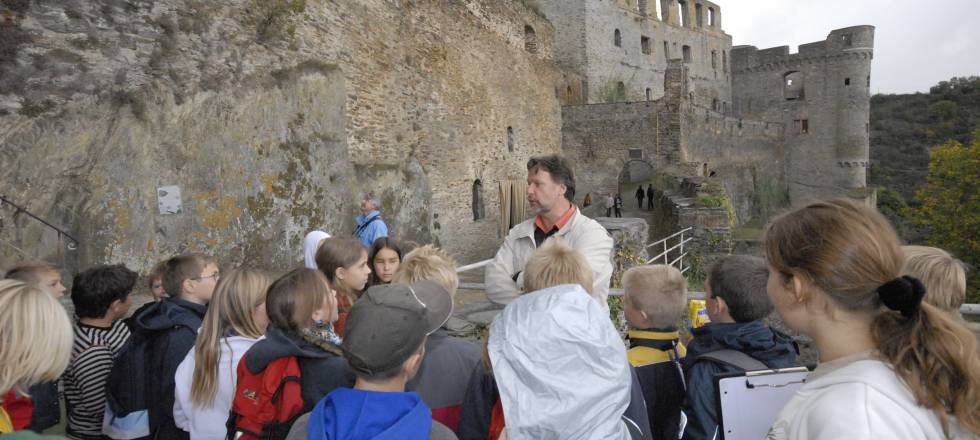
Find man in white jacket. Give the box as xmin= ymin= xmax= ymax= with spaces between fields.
xmin=485 ymin=155 xmax=614 ymax=310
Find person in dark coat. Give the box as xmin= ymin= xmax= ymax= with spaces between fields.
xmin=635 ymin=186 xmax=645 ymax=209
xmin=681 ymin=256 xmax=798 ymax=440
xmin=646 ymin=184 xmax=655 ymax=211
xmin=614 ymin=194 xmax=624 ymax=218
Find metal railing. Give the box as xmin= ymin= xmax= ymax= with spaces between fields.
xmin=0 ymin=194 xmax=79 ymax=251
xmin=645 ymin=226 xmax=693 ymax=271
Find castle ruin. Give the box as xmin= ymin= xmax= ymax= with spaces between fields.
xmin=0 ymin=0 xmax=873 ymax=273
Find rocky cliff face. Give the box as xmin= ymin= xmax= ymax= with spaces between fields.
xmin=0 ymin=0 xmax=562 ymax=274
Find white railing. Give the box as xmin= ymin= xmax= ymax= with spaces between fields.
xmin=645 ymin=226 xmax=694 ymax=271
xmin=457 ymin=259 xmax=491 ymax=273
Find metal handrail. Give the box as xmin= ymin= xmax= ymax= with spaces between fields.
xmin=0 ymin=194 xmax=79 ymax=249
xmin=646 ymin=237 xmax=694 ymax=264
xmin=457 ymin=259 xmax=492 ymax=273
xmin=645 ymin=226 xmax=693 ymax=249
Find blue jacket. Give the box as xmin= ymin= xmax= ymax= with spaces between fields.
xmin=27 ymin=381 xmax=59 ymax=432
xmin=681 ymin=321 xmax=797 ymax=440
xmin=308 ymin=388 xmax=432 ymax=440
xmin=355 ymin=210 xmax=388 ymax=248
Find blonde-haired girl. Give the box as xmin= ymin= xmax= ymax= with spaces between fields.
xmin=0 ymin=280 xmax=73 ymax=434
xmin=764 ymin=199 xmax=980 ymax=439
xmin=174 ymin=269 xmax=272 ymax=439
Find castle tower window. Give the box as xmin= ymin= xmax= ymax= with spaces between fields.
xmin=695 ymin=3 xmax=703 ymax=27
xmin=682 ymin=45 xmax=692 ymax=63
xmin=712 ymin=98 xmax=719 ymax=111
xmin=783 ymin=71 xmax=805 ymax=100
xmin=507 ymin=126 xmax=514 ymax=152
xmin=641 ymin=36 xmax=652 ymax=55
xmin=844 ymin=77 xmax=850 ymax=86
xmin=617 ymin=82 xmax=626 ymax=100
xmin=708 ymin=7 xmax=715 ymax=27
xmin=842 ymin=33 xmax=853 ymax=47
xmin=629 ymin=149 xmax=643 ymax=159
xmin=472 ymin=179 xmax=485 ymax=221
xmin=646 ymin=88 xmax=652 ymax=100
xmin=638 ymin=0 xmax=648 ymax=15
xmin=867 ymin=75 xmax=871 ymax=87
xmin=524 ymin=25 xmax=538 ymax=54
xmin=794 ymin=119 xmax=809 ymax=134
xmin=722 ymin=51 xmax=727 ymax=72
xmin=711 ymin=50 xmax=717 ymax=69
xmin=677 ymin=1 xmax=688 ymax=27
xmin=663 ymin=41 xmax=670 ymax=59
xmin=614 ymin=29 xmax=622 ymax=47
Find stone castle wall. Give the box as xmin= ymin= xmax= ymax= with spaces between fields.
xmin=0 ymin=0 xmax=561 ymax=274
xmin=536 ymin=0 xmax=732 ymax=108
xmin=731 ymin=26 xmax=874 ymax=204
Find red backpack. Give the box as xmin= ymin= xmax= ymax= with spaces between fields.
xmin=227 ymin=355 xmax=305 ymax=440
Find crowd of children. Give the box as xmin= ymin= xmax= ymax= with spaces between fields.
xmin=2 ymin=198 xmax=980 ymax=440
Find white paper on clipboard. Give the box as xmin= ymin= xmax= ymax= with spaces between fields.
xmin=716 ymin=367 xmax=809 ymax=440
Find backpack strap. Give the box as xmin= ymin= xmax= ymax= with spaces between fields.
xmin=696 ymin=349 xmax=769 ymax=371
xmin=621 ymin=415 xmax=645 ymax=440
xmin=353 ymin=215 xmax=382 ymax=237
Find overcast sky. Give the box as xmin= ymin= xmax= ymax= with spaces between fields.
xmin=719 ymin=0 xmax=980 ymax=95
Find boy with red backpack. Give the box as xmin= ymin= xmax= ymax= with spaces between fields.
xmin=229 ymin=268 xmax=353 ymax=439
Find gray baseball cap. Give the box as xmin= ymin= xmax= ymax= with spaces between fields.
xmin=342 ymin=281 xmax=453 ymax=375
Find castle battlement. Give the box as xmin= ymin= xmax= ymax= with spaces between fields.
xmin=732 ymin=25 xmax=874 ymax=73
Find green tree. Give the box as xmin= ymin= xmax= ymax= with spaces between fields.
xmin=906 ymin=133 xmax=980 ymax=303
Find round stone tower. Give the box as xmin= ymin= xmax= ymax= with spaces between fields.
xmin=827 ymin=26 xmax=875 ymax=195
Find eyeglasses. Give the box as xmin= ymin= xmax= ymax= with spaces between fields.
xmin=192 ymin=271 xmax=220 ymax=281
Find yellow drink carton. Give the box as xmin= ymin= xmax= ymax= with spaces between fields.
xmin=688 ymin=299 xmax=711 ymax=328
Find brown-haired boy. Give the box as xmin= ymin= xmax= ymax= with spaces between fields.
xmin=623 ymin=265 xmax=689 ymax=440
xmin=4 ymin=261 xmax=65 ymax=298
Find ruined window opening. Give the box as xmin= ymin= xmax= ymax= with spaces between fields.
xmin=711 ymin=50 xmax=717 ymax=69
xmin=653 ymin=0 xmax=662 ymax=20
xmin=677 ymin=1 xmax=687 ymax=27
xmin=641 ymin=36 xmax=652 ymax=55
xmin=617 ymin=82 xmax=626 ymax=100
xmin=844 ymin=77 xmax=850 ymax=86
xmin=794 ymin=119 xmax=809 ymax=134
xmin=646 ymin=88 xmax=652 ymax=100
xmin=722 ymin=51 xmax=727 ymax=72
xmin=842 ymin=33 xmax=853 ymax=47
xmin=712 ymin=98 xmax=719 ymax=111
xmin=867 ymin=75 xmax=870 ymax=87
xmin=695 ymin=3 xmax=703 ymax=27
xmin=614 ymin=29 xmax=622 ymax=47
xmin=663 ymin=41 xmax=670 ymax=60
xmin=507 ymin=126 xmax=514 ymax=152
xmin=472 ymin=179 xmax=485 ymax=221
xmin=629 ymin=149 xmax=643 ymax=159
xmin=682 ymin=45 xmax=692 ymax=63
xmin=638 ymin=0 xmax=648 ymax=15
xmin=708 ymin=7 xmax=715 ymax=26
xmin=783 ymin=71 xmax=805 ymax=101
xmin=524 ymin=25 xmax=538 ymax=54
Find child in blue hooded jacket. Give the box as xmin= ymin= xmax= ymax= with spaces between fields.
xmin=286 ymin=282 xmax=457 ymax=440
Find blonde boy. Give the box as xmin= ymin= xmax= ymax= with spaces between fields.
xmin=622 ymin=264 xmax=688 ymax=440
xmin=523 ymin=238 xmax=594 ymax=297
xmin=901 ymin=245 xmax=967 ymax=313
xmin=4 ymin=261 xmax=66 ymax=298
xmin=393 ymin=245 xmax=479 ymax=431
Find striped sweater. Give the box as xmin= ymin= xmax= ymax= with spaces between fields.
xmin=63 ymin=320 xmax=131 ymax=440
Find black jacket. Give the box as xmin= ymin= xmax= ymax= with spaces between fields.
xmin=130 ymin=297 xmax=207 ymax=440
xmin=243 ymin=326 xmax=355 ymax=414
xmin=27 ymin=381 xmax=59 ymax=432
xmin=681 ymin=321 xmax=797 ymax=440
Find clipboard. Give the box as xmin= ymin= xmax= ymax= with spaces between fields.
xmin=714 ymin=367 xmax=810 ymax=440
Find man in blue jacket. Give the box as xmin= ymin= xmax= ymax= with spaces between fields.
xmin=682 ymin=256 xmax=797 ymax=440
xmin=354 ymin=194 xmax=388 ymax=248
xmin=286 ymin=282 xmax=457 ymax=440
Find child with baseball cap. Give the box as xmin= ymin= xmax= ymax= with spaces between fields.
xmin=286 ymin=281 xmax=457 ymax=440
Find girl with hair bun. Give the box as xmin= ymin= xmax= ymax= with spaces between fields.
xmin=763 ymin=199 xmax=980 ymax=439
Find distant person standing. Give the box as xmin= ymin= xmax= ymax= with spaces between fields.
xmin=614 ymin=194 xmax=624 ymax=218
xmin=583 ymin=193 xmax=593 ymax=208
xmin=647 ymin=184 xmax=654 ymax=211
xmin=354 ymin=194 xmax=388 ymax=248
xmin=635 ymin=186 xmax=645 ymax=209
xmin=605 ymin=193 xmax=615 ymax=217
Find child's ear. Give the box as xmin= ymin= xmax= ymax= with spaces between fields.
xmin=790 ymin=276 xmax=809 ymax=304
xmin=109 ymin=298 xmax=124 ymax=315
xmin=335 ymin=267 xmax=346 ymax=282
xmin=182 ymin=278 xmax=194 ymax=295
xmin=639 ymin=309 xmax=649 ymax=323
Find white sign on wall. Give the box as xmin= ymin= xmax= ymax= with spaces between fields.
xmin=157 ymin=185 xmax=182 ymax=215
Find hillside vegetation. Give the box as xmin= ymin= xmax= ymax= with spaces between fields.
xmin=871 ymin=76 xmax=980 ymax=303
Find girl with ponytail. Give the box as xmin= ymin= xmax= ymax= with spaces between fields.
xmin=174 ymin=269 xmax=272 ymax=439
xmin=763 ymin=199 xmax=980 ymax=439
